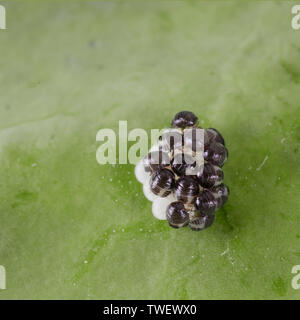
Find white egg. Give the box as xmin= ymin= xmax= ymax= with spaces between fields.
xmin=142 ymin=182 xmax=158 ymax=202
xmin=134 ymin=159 xmax=150 ymax=184
xmin=152 ymin=193 xmax=176 ymax=220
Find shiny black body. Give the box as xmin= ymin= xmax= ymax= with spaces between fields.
xmin=171 ymin=111 xmax=198 ymax=129
xmin=150 ymin=168 xmax=175 ymax=197
xmin=143 ymin=150 xmax=170 ymax=173
xmin=175 ymin=176 xmax=199 ymax=204
xmin=166 ymin=201 xmax=189 ymax=228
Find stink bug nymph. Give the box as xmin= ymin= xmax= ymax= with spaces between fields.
xmin=175 ymin=176 xmax=199 ymax=204
xmin=171 ymin=111 xmax=198 ymax=129
xmin=166 ymin=201 xmax=189 ymax=228
xmin=150 ymin=168 xmax=175 ymax=197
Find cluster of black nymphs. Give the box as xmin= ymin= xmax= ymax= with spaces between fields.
xmin=143 ymin=111 xmax=229 ymax=231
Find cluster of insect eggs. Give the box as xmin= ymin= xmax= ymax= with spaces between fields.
xmin=135 ymin=111 xmax=229 ymax=231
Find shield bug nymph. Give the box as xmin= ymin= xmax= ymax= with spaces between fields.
xmin=195 ymin=162 xmax=223 ymax=188
xmin=210 ymin=183 xmax=230 ymax=209
xmin=183 ymin=127 xmax=204 ymax=153
xmin=204 ymin=142 xmax=228 ymax=167
xmin=189 ymin=212 xmax=215 ymax=231
xmin=143 ymin=150 xmax=170 ymax=173
xmin=159 ymin=129 xmax=183 ymax=154
xmin=150 ymin=168 xmax=175 ymax=197
xmin=171 ymin=152 xmax=197 ymax=177
xmin=175 ymin=176 xmax=199 ymax=204
xmin=205 ymin=128 xmax=225 ymax=146
xmin=171 ymin=111 xmax=198 ymax=129
xmin=195 ymin=189 xmax=218 ymax=215
xmin=166 ymin=201 xmax=190 ymax=228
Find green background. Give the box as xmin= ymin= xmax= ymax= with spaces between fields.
xmin=0 ymin=0 xmax=299 ymax=299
